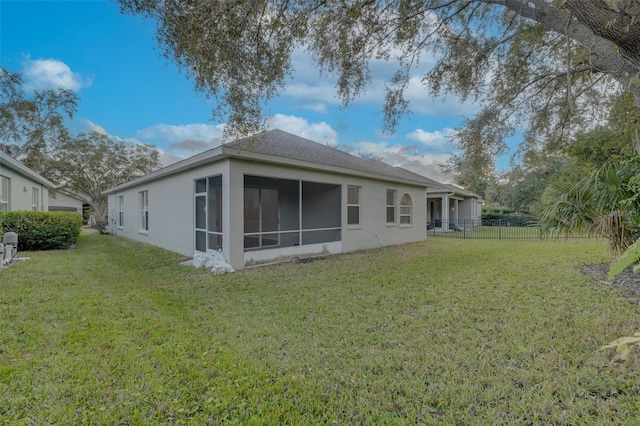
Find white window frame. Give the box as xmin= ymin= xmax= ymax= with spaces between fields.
xmin=32 ymin=187 xmax=39 ymax=211
xmin=117 ymin=195 xmax=125 ymax=228
xmin=386 ymin=189 xmax=396 ymax=224
xmin=1 ymin=175 xmax=10 ymax=212
xmin=139 ymin=190 xmax=149 ymax=233
xmin=400 ymin=193 xmax=412 ymax=226
xmin=347 ymin=185 xmax=361 ymax=226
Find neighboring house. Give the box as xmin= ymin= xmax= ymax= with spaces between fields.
xmin=0 ymin=151 xmax=53 ymax=212
xmin=48 ymin=186 xmax=90 ymax=215
xmin=104 ymin=129 xmax=431 ymax=270
xmin=426 ymin=181 xmax=483 ymax=230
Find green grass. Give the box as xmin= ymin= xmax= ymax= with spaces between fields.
xmin=1 ymin=235 xmax=640 ymax=424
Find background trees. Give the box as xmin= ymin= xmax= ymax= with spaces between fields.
xmin=0 ymin=67 xmax=160 ymax=228
xmin=50 ymin=132 xmax=160 ymax=229
xmin=0 ymin=67 xmax=77 ymax=173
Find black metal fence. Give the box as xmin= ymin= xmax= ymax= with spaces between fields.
xmin=426 ymin=219 xmax=572 ymax=240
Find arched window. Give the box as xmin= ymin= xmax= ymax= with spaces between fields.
xmin=400 ymin=194 xmax=412 ymax=225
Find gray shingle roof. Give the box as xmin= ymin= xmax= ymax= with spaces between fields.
xmin=104 ymin=128 xmax=436 ymax=194
xmin=426 ymin=180 xmax=482 ymax=199
xmin=224 ymin=129 xmax=433 ymax=186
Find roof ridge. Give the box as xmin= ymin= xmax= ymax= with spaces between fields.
xmin=225 ymin=129 xmax=433 ymax=186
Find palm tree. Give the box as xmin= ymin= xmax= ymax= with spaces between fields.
xmin=538 ymin=161 xmax=640 ymax=254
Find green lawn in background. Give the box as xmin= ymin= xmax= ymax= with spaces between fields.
xmin=1 ymin=234 xmax=639 ymax=424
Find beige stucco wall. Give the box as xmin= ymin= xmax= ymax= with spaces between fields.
xmin=458 ymin=198 xmax=482 ymax=222
xmin=48 ymin=191 xmax=83 ymax=213
xmin=107 ymin=160 xmax=230 ymax=259
xmin=1 ymin=165 xmax=49 ymax=211
xmin=107 ymin=158 xmax=427 ymax=270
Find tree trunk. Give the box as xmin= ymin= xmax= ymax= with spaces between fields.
xmin=488 ymin=0 xmax=640 ymax=108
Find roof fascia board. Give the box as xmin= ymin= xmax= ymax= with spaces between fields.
xmin=428 ymin=189 xmax=478 ymax=198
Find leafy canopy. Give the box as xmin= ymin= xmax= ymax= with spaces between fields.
xmin=118 ymin=0 xmax=640 ymax=161
xmin=50 ymin=131 xmax=160 ymax=229
xmin=0 ymin=67 xmax=78 ymax=173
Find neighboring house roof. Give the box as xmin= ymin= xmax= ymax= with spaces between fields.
xmin=50 ymin=186 xmax=90 ymax=203
xmin=427 ymin=180 xmax=483 ymax=200
xmin=104 ymin=129 xmax=434 ymax=194
xmin=0 ymin=150 xmax=55 ymax=188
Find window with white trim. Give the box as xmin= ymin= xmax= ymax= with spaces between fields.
xmin=139 ymin=191 xmax=149 ymax=231
xmin=400 ymin=194 xmax=412 ymax=225
xmin=117 ymin=195 xmax=124 ymax=228
xmin=347 ymin=185 xmax=361 ymax=226
xmin=386 ymin=189 xmax=396 ymax=224
xmin=1 ymin=176 xmax=9 ymax=212
xmin=32 ymin=187 xmax=39 ymax=211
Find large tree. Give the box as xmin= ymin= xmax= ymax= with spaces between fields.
xmin=486 ymin=153 xmax=571 ymax=211
xmin=118 ymin=0 xmax=640 ymax=163
xmin=0 ymin=67 xmax=78 ymax=173
xmin=50 ymin=132 xmax=160 ymax=229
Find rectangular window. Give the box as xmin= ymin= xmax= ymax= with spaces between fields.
xmin=117 ymin=195 xmax=124 ymax=227
xmin=32 ymin=187 xmax=39 ymax=211
xmin=386 ymin=189 xmax=396 ymax=224
xmin=400 ymin=194 xmax=412 ymax=225
xmin=139 ymin=190 xmax=149 ymax=231
xmin=347 ymin=185 xmax=361 ymax=226
xmin=1 ymin=176 xmax=9 ymax=212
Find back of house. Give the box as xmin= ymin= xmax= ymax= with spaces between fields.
xmin=104 ymin=129 xmax=432 ymax=270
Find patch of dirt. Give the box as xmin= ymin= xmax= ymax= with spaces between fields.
xmin=581 ymin=264 xmax=640 ymax=303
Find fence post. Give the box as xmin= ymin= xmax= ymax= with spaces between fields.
xmin=499 ymin=219 xmax=502 ymax=240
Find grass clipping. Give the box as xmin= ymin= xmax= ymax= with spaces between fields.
xmin=600 ymin=332 xmax=640 ymax=362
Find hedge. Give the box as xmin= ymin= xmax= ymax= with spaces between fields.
xmin=0 ymin=211 xmax=83 ymax=251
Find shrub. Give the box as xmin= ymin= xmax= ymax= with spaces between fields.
xmin=481 ymin=207 xmax=536 ymax=226
xmin=0 ymin=211 xmax=83 ymax=251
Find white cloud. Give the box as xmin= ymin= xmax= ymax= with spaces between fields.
xmin=136 ymin=123 xmax=225 ymax=151
xmin=157 ymin=150 xmax=187 ymax=167
xmin=284 ymin=46 xmax=478 ymax=119
xmin=406 ymin=128 xmax=454 ymax=149
xmin=22 ymin=58 xmax=92 ymax=91
xmin=267 ymin=114 xmax=338 ymax=145
xmin=83 ymin=119 xmax=107 ymax=135
xmin=351 ymin=138 xmax=457 ymax=183
xmin=301 ymin=102 xmax=328 ymax=114
xmin=354 ymin=140 xmax=410 ymax=156
xmin=386 ymin=152 xmax=456 ymax=183
xmin=284 ymin=82 xmax=341 ymax=105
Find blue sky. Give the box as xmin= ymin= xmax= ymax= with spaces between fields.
xmin=0 ymin=0 xmax=508 ymax=182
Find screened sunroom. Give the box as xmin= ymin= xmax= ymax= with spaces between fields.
xmin=243 ymin=175 xmax=341 ymax=251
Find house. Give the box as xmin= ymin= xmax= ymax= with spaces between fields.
xmin=0 ymin=151 xmax=53 ymax=212
xmin=48 ymin=186 xmax=90 ymax=216
xmin=104 ymin=129 xmax=432 ymax=270
xmin=426 ymin=181 xmax=483 ymax=231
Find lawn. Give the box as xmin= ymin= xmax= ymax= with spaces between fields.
xmin=1 ymin=234 xmax=640 ymax=424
